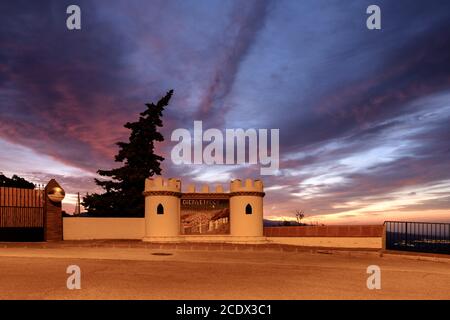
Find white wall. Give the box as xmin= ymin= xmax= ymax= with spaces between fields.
xmin=145 ymin=195 xmax=180 ymax=238
xmin=62 ymin=217 xmax=382 ymax=249
xmin=230 ymin=195 xmax=264 ymax=237
xmin=63 ymin=218 xmax=145 ymax=240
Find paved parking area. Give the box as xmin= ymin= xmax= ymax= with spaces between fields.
xmin=0 ymin=243 xmax=449 ymax=299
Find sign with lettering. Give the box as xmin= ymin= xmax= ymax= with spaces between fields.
xmin=180 ymin=198 xmax=229 ymax=235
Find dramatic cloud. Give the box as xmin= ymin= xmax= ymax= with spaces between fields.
xmin=1 ymin=0 xmax=450 ymax=222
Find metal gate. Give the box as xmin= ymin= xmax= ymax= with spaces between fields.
xmin=0 ymin=187 xmax=45 ymax=241
xmin=385 ymin=221 xmax=450 ymax=254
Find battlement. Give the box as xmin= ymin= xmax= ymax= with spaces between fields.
xmin=185 ymin=183 xmax=226 ymax=193
xmin=145 ymin=177 xmax=181 ymax=192
xmin=230 ymin=178 xmax=264 ymax=193
xmin=182 ymin=179 xmax=264 ymax=194
xmin=145 ymin=177 xmax=264 ymax=195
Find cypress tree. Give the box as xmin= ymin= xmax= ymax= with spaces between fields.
xmin=83 ymin=90 xmax=173 ymax=216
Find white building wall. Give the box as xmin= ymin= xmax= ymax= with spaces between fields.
xmin=63 ymin=218 xmax=144 ymax=240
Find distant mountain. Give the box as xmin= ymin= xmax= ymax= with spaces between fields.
xmin=263 ymin=219 xmax=305 ymax=227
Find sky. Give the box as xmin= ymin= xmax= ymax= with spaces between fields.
xmin=1 ymin=0 xmax=450 ymax=224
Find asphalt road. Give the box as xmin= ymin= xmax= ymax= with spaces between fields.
xmin=0 ymin=247 xmax=449 ymax=299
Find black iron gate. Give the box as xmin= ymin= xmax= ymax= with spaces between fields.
xmin=0 ymin=187 xmax=45 ymax=241
xmin=385 ymin=221 xmax=450 ymax=254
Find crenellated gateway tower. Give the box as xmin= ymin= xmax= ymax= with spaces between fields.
xmin=143 ymin=177 xmax=266 ymax=243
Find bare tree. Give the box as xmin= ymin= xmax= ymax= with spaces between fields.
xmin=295 ymin=209 xmax=305 ymax=225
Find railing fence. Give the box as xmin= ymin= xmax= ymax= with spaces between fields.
xmin=385 ymin=221 xmax=450 ymax=254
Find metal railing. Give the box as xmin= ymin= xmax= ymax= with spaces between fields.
xmin=384 ymin=221 xmax=450 ymax=254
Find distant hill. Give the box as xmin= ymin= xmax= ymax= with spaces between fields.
xmin=263 ymin=219 xmax=306 ymax=227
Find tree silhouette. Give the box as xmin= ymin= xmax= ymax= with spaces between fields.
xmin=82 ymin=90 xmax=173 ymax=216
xmin=295 ymin=209 xmax=305 ymax=224
xmin=0 ymin=173 xmax=35 ymax=189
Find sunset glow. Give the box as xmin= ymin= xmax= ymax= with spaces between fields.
xmin=1 ymin=0 xmax=449 ymax=223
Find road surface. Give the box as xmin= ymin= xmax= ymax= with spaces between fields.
xmin=0 ymin=246 xmax=448 ymax=299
